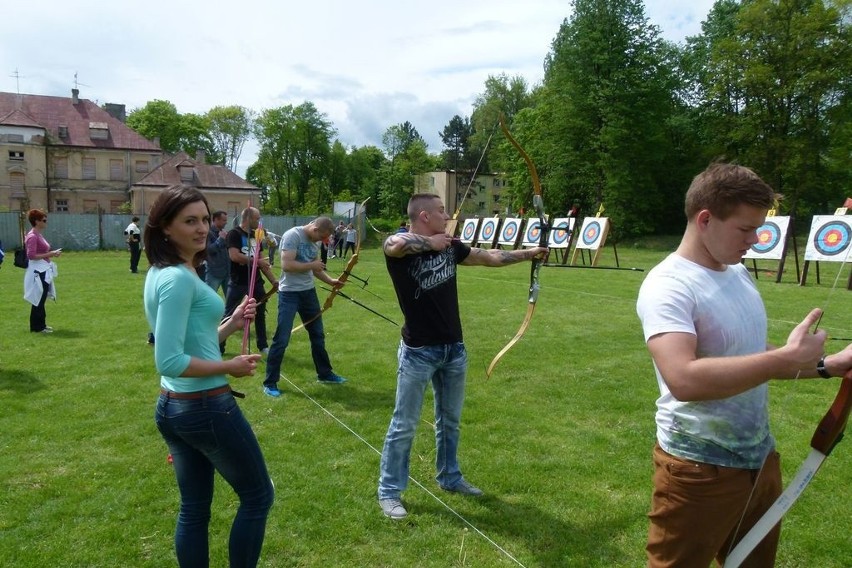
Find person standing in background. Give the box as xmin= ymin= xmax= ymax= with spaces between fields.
xmin=24 ymin=209 xmax=61 ymax=333
xmin=342 ymin=223 xmax=357 ymax=259
xmin=124 ymin=216 xmax=141 ymax=273
xmin=205 ymin=211 xmax=230 ymax=297
xmin=222 ymin=207 xmax=277 ymax=355
xmin=333 ymin=220 xmax=345 ymax=258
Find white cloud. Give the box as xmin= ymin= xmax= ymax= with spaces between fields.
xmin=2 ymin=0 xmax=715 ymax=176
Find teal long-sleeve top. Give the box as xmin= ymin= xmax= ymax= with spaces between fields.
xmin=144 ymin=264 xmax=228 ymax=392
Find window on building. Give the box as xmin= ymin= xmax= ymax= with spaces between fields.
xmin=430 ymin=176 xmax=435 ymax=187
xmin=135 ymin=160 xmax=149 ymax=174
xmin=493 ymin=194 xmax=501 ymax=203
xmin=8 ymin=150 xmax=24 ymax=160
xmin=493 ymin=178 xmax=500 ymax=187
xmin=109 ymin=159 xmax=125 ymax=181
xmin=83 ymin=199 xmax=99 ymax=213
xmin=55 ymin=199 xmax=69 ymax=212
xmin=179 ymin=166 xmax=194 ymax=183
xmin=227 ymin=201 xmax=240 ymax=213
xmin=89 ymin=122 xmax=109 ymax=140
xmin=109 ymin=200 xmax=124 ymax=213
xmin=83 ymin=157 xmax=96 ymax=180
xmin=54 ymin=156 xmax=69 ymax=179
xmin=10 ymin=172 xmax=25 ymax=197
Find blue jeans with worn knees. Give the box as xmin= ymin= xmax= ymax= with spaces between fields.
xmin=378 ymin=341 xmax=467 ymax=500
xmin=264 ymin=289 xmax=333 ymax=388
xmin=155 ymin=391 xmax=274 ymax=568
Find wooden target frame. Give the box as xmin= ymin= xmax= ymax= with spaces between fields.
xmin=570 ymin=217 xmax=611 ymax=266
xmin=459 ymin=218 xmax=481 ymax=246
xmin=497 ymin=217 xmax=524 ymax=249
xmin=800 ymin=214 xmax=852 ymax=288
xmin=742 ymin=216 xmax=799 ymax=283
xmin=547 ymin=217 xmax=577 ymax=264
xmin=476 ymin=216 xmax=501 ymax=248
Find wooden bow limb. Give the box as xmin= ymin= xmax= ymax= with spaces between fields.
xmin=485 ymin=113 xmax=549 ymax=378
xmin=724 ymin=374 xmax=851 ymax=567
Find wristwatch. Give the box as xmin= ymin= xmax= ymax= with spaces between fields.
xmin=816 ymin=356 xmax=832 ymax=379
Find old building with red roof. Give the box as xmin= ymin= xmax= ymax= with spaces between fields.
xmin=0 ymin=89 xmax=163 ymax=213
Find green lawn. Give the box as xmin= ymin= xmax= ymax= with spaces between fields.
xmin=0 ymin=245 xmax=849 ymax=567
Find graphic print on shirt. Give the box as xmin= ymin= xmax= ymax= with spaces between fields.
xmin=408 ymin=249 xmax=456 ymax=299
xmin=295 ymin=241 xmax=318 ymax=263
xmin=241 ymin=235 xmax=261 ymax=258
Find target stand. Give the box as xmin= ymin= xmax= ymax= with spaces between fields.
xmin=547 ymin=217 xmax=577 ymax=264
xmin=570 ymin=217 xmax=617 ymax=267
xmin=742 ymin=216 xmax=799 ymax=283
xmin=800 ymin=214 xmax=852 ymax=288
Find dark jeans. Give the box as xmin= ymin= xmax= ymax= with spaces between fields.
xmin=30 ymin=270 xmax=49 ymax=332
xmin=155 ymin=390 xmax=274 ymax=568
xmin=222 ymin=281 xmax=268 ymax=352
xmin=129 ymin=241 xmax=141 ymax=273
xmin=264 ymin=289 xmax=333 ymax=388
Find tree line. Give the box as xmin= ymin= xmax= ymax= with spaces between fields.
xmin=123 ymin=0 xmax=851 ymax=237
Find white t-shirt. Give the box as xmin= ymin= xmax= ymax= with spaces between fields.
xmin=636 ymin=253 xmax=774 ymax=468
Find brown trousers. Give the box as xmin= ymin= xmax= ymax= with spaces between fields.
xmin=647 ymin=443 xmax=782 ymax=568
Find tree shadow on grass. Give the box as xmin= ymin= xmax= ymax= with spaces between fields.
xmin=0 ymin=368 xmax=44 ymax=394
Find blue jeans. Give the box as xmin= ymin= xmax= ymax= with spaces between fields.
xmin=155 ymin=390 xmax=274 ymax=568
xmin=264 ymin=289 xmax=333 ymax=388
xmin=205 ymin=272 xmax=229 ymax=298
xmin=378 ymin=341 xmax=468 ymax=499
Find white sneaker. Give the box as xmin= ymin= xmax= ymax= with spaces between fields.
xmin=379 ymin=498 xmax=407 ymax=520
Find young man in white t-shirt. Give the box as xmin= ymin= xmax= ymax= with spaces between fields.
xmin=636 ymin=162 xmax=852 ymax=567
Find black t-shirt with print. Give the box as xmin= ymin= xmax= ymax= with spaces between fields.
xmin=227 ymin=226 xmax=264 ymax=287
xmin=385 ymin=240 xmax=471 ymax=347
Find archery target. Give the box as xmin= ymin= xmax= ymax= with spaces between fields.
xmin=498 ymin=217 xmax=522 ymax=246
xmin=548 ymin=218 xmax=575 ymax=249
xmin=478 ymin=217 xmax=498 ymax=245
xmin=523 ymin=218 xmax=542 ymax=247
xmin=460 ymin=218 xmax=480 ymax=244
xmin=805 ymin=215 xmax=852 ymax=261
xmin=575 ymin=217 xmax=610 ymax=250
xmin=744 ymin=216 xmax=790 ymax=260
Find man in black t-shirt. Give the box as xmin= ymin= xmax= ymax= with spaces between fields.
xmin=376 ymin=194 xmax=547 ymax=520
xmin=222 ymin=207 xmax=277 ymax=354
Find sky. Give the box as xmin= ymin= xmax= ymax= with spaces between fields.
xmin=2 ymin=0 xmax=716 ymax=177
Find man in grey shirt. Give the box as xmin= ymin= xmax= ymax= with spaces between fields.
xmin=262 ymin=216 xmax=348 ymax=397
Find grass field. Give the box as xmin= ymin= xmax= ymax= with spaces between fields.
xmin=0 ymin=243 xmax=849 ymax=567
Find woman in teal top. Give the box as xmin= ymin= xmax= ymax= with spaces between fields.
xmin=144 ymin=184 xmax=274 ymax=567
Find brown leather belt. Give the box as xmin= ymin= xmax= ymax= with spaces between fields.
xmin=160 ymin=385 xmax=244 ymax=399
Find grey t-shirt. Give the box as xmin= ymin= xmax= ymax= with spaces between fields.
xmin=279 ymin=226 xmax=319 ymax=292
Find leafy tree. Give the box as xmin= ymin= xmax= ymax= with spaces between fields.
xmin=253 ymin=102 xmax=335 ymax=213
xmin=469 ymin=74 xmax=532 ymax=173
xmin=691 ymin=0 xmax=852 ymax=216
xmin=179 ymin=113 xmax=220 ymax=164
xmin=439 ymin=115 xmax=473 ymax=170
xmin=536 ymin=0 xmax=684 ymax=236
xmin=206 ymin=105 xmax=254 ymax=172
xmin=126 ymin=100 xmax=184 ymax=153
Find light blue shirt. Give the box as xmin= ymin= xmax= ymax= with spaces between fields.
xmin=144 ymin=265 xmax=228 ymax=392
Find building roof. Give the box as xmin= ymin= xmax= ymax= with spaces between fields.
xmin=0 ymin=108 xmax=44 ymax=129
xmin=0 ymin=90 xmax=161 ymax=151
xmin=135 ymin=152 xmax=257 ymax=191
